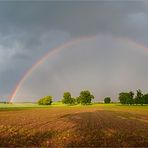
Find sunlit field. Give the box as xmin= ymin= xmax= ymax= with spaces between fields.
xmin=0 ymin=103 xmax=148 ymax=147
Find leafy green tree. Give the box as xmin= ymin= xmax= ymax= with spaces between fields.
xmin=38 ymin=96 xmax=52 ymax=105
xmin=78 ymin=90 xmax=94 ymax=105
xmin=128 ymin=91 xmax=134 ymax=105
xmin=142 ymin=94 xmax=148 ymax=104
xmin=104 ymin=97 xmax=111 ymax=103
xmin=76 ymin=97 xmax=81 ymax=104
xmin=119 ymin=91 xmax=134 ymax=105
xmin=135 ymin=89 xmax=143 ymax=105
xmin=119 ymin=92 xmax=129 ymax=104
xmin=62 ymin=92 xmax=75 ymax=104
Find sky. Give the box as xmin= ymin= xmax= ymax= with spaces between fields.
xmin=0 ymin=1 xmax=148 ymax=102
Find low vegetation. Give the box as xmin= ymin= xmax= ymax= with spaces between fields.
xmin=38 ymin=96 xmax=52 ymax=105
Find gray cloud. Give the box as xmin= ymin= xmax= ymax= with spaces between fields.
xmin=0 ymin=1 xmax=148 ymax=101
xmin=13 ymin=35 xmax=148 ymax=102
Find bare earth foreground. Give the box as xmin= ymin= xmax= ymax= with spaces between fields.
xmin=0 ymin=104 xmax=148 ymax=147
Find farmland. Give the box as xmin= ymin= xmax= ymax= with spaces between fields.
xmin=0 ymin=103 xmax=148 ymax=147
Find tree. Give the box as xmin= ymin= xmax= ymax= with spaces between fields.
xmin=78 ymin=90 xmax=94 ymax=105
xmin=119 ymin=91 xmax=134 ymax=105
xmin=38 ymin=96 xmax=52 ymax=105
xmin=135 ymin=89 xmax=143 ymax=105
xmin=62 ymin=92 xmax=75 ymax=105
xmin=128 ymin=91 xmax=134 ymax=105
xmin=76 ymin=97 xmax=81 ymax=104
xmin=142 ymin=94 xmax=148 ymax=104
xmin=104 ymin=97 xmax=111 ymax=103
xmin=119 ymin=92 xmax=129 ymax=104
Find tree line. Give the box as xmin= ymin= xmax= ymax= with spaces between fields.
xmin=119 ymin=89 xmax=148 ymax=105
xmin=61 ymin=90 xmax=94 ymax=105
xmin=38 ymin=90 xmax=95 ymax=105
xmin=38 ymin=90 xmax=109 ymax=105
xmin=37 ymin=89 xmax=148 ymax=105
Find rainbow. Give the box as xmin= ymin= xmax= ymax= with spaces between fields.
xmin=9 ymin=35 xmax=96 ymax=102
xmin=9 ymin=35 xmax=148 ymax=102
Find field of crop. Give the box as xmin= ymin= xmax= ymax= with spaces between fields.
xmin=0 ymin=103 xmax=148 ymax=147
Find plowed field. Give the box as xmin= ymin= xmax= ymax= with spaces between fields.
xmin=0 ymin=104 xmax=148 ymax=147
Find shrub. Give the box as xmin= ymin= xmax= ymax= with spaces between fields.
xmin=38 ymin=96 xmax=52 ymax=105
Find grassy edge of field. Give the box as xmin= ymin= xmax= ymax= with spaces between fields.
xmin=0 ymin=102 xmax=148 ymax=113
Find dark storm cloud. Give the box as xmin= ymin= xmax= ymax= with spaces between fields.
xmin=0 ymin=1 xmax=147 ymax=35
xmin=0 ymin=1 xmax=148 ymax=99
